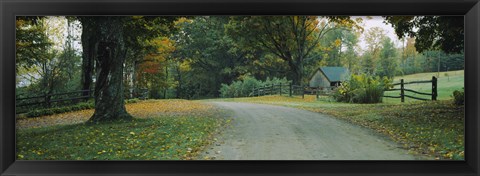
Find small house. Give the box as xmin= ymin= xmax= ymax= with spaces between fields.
xmin=309 ymin=67 xmax=350 ymax=88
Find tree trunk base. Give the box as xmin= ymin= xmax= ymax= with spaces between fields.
xmin=87 ymin=112 xmax=133 ymax=124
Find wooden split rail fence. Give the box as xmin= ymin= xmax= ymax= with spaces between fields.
xmin=16 ymin=88 xmax=148 ymax=114
xmin=249 ymin=83 xmax=328 ymax=98
xmin=383 ymin=76 xmax=437 ymax=102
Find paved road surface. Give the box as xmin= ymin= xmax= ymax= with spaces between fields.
xmin=200 ymin=102 xmax=419 ymax=160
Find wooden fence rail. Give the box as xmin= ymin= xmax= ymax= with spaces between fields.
xmin=250 ymin=83 xmax=307 ymax=98
xmin=249 ymin=83 xmax=337 ymax=99
xmin=383 ymin=76 xmax=437 ymax=102
xmin=16 ymin=88 xmax=148 ymax=114
xmin=15 ymin=89 xmax=95 ymax=114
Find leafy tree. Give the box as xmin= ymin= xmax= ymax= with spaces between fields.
xmin=364 ymin=27 xmax=386 ymax=59
xmin=174 ymin=16 xmax=248 ymax=98
xmin=420 ymin=50 xmax=464 ymax=74
xmin=123 ymin=16 xmax=179 ymax=97
xmin=319 ymin=25 xmax=360 ymax=71
xmin=16 ymin=17 xmax=52 ymax=72
xmin=339 ymin=29 xmax=360 ymax=72
xmin=376 ymin=37 xmax=397 ymax=78
xmin=16 ymin=17 xmax=81 ymax=96
xmin=362 ymin=27 xmax=387 ymax=75
xmin=226 ymin=16 xmax=360 ymax=85
xmin=384 ymin=16 xmax=464 ymax=54
xmin=136 ymin=37 xmax=175 ymax=98
xmin=321 ymin=28 xmax=344 ymax=66
xmin=400 ymin=37 xmax=419 ymax=74
xmin=77 ymin=16 xmax=179 ymax=123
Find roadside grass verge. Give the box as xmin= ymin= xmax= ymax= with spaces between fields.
xmin=16 ymin=100 xmax=231 ymax=160
xmin=210 ymin=95 xmax=464 ymax=160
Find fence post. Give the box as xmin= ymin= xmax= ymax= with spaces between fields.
xmin=289 ymin=83 xmax=292 ymax=97
xmin=270 ymin=84 xmax=273 ymax=95
xmin=302 ymin=86 xmax=305 ymax=99
xmin=432 ymin=76 xmax=437 ymax=100
xmin=316 ymin=88 xmax=319 ymax=100
xmin=262 ymin=85 xmax=265 ymax=96
xmin=266 ymin=84 xmax=269 ymax=95
xmin=45 ymin=94 xmax=51 ymax=108
xmin=252 ymin=86 xmax=255 ymax=97
xmin=400 ymin=79 xmax=405 ymax=103
xmin=279 ymin=84 xmax=282 ymax=96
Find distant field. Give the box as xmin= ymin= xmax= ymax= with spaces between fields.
xmin=383 ymin=70 xmax=464 ymax=103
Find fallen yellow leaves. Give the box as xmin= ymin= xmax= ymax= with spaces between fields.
xmin=126 ymin=99 xmax=215 ymax=118
xmin=16 ymin=99 xmax=216 ymax=129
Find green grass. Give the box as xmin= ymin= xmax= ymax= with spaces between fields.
xmin=384 ymin=70 xmax=464 ymax=103
xmin=210 ymin=95 xmax=464 ymax=160
xmin=17 ymin=108 xmax=230 ymax=160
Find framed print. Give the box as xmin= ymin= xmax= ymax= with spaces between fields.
xmin=1 ymin=0 xmax=479 ymax=175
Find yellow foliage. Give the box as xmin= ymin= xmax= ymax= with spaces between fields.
xmin=333 ymin=39 xmax=342 ymax=47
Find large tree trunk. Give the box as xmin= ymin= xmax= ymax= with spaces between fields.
xmin=80 ymin=18 xmax=97 ymax=97
xmin=88 ymin=17 xmax=132 ymax=123
xmin=292 ymin=66 xmax=303 ymax=86
xmin=286 ymin=57 xmax=303 ymax=86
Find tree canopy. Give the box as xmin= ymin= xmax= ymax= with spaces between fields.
xmin=15 ymin=15 xmax=464 ymax=124
xmin=384 ymin=16 xmax=464 ymax=54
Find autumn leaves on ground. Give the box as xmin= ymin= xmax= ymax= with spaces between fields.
xmin=17 ymin=96 xmax=464 ymax=160
xmin=16 ymin=100 xmax=230 ymax=160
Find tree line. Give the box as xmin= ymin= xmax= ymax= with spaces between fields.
xmin=16 ymin=16 xmax=464 ymax=123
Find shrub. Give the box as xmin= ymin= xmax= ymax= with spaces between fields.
xmin=332 ymin=74 xmax=392 ymax=104
xmin=219 ymin=76 xmax=290 ymax=98
xmin=452 ymin=88 xmax=464 ymax=105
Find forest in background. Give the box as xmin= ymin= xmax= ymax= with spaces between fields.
xmin=16 ymin=16 xmax=464 ymax=100
xmin=16 ymin=16 xmax=464 ymax=122
xmin=15 ymin=16 xmax=465 ymax=160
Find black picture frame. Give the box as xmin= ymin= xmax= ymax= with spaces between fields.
xmin=1 ymin=0 xmax=479 ymax=175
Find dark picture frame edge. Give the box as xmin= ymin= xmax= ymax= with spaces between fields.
xmin=1 ymin=0 xmax=479 ymax=175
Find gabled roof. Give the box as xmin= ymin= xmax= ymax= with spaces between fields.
xmin=317 ymin=67 xmax=350 ymax=82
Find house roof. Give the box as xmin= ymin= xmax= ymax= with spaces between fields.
xmin=317 ymin=67 xmax=350 ymax=82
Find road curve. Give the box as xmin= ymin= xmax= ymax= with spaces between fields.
xmin=200 ymin=102 xmax=418 ymax=160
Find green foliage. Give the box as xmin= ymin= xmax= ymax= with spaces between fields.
xmin=384 ymin=16 xmax=463 ymax=54
xmin=333 ymin=74 xmax=392 ymax=103
xmin=16 ymin=17 xmax=53 ymax=71
xmin=173 ymin=16 xmax=248 ymax=98
xmin=452 ymin=88 xmax=464 ymax=105
xmin=17 ymin=17 xmax=83 ymax=105
xmin=219 ymin=76 xmax=290 ymax=98
xmin=376 ymin=37 xmax=398 ymax=78
xmin=414 ymin=50 xmax=464 ymax=75
xmin=226 ymin=16 xmax=361 ymax=85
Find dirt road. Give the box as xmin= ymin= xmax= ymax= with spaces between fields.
xmin=200 ymin=102 xmax=419 ymax=160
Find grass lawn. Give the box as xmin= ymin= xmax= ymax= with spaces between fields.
xmin=383 ymin=70 xmax=464 ymax=103
xmin=209 ymin=95 xmax=464 ymax=160
xmin=16 ymin=100 xmax=230 ymax=160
